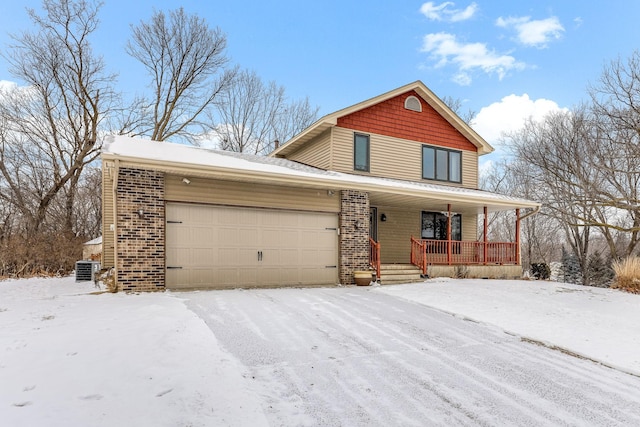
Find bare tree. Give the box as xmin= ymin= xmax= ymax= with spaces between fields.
xmin=441 ymin=95 xmax=476 ymax=124
xmin=504 ymin=108 xmax=621 ymax=285
xmin=480 ymin=157 xmax=561 ymax=269
xmin=269 ymin=96 xmax=319 ymax=149
xmin=588 ymin=50 xmax=640 ymax=258
xmin=210 ymin=69 xmax=319 ymax=154
xmin=124 ymin=7 xmax=235 ymax=142
xmin=0 ymin=0 xmax=115 ymax=237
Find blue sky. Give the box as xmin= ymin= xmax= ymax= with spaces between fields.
xmin=1 ymin=1 xmax=639 ymax=159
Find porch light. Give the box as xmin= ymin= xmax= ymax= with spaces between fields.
xmin=137 ymin=209 xmax=145 ymax=219
xmin=380 ymin=213 xmax=387 ymax=222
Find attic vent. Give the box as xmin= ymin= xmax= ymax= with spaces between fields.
xmin=404 ymin=95 xmax=422 ymax=112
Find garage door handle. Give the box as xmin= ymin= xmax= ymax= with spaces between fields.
xmin=167 ymin=266 xmax=183 ymax=269
xmin=257 ymin=251 xmax=263 ymax=261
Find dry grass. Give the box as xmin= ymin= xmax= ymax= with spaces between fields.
xmin=0 ymin=233 xmax=83 ymax=277
xmin=612 ymin=256 xmax=640 ymax=293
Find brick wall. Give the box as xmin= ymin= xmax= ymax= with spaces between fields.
xmin=116 ymin=168 xmax=165 ymax=292
xmin=339 ymin=190 xmax=370 ymax=285
xmin=337 ymin=90 xmax=477 ymax=152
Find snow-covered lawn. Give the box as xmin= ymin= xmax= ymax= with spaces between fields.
xmin=1 ymin=276 xmax=640 ymax=426
xmin=0 ymin=277 xmax=266 ymax=426
xmin=374 ymin=278 xmax=640 ymax=376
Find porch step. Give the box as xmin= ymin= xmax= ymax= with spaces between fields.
xmin=379 ymin=264 xmax=423 ymax=285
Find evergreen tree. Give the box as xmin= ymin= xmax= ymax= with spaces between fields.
xmin=586 ymin=251 xmax=614 ymax=287
xmin=561 ymin=246 xmax=582 ymax=285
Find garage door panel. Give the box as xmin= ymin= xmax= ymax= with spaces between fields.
xmin=236 ymin=209 xmax=258 ymax=225
xmin=191 ymin=206 xmax=215 ymax=224
xmin=167 ymin=268 xmax=189 ymax=289
xmin=219 ymin=248 xmax=239 ymax=265
xmin=191 ymin=226 xmax=215 ymax=246
xmin=279 ymin=249 xmax=299 ymax=264
xmin=316 ymin=232 xmax=337 ymax=247
xmin=166 ymin=203 xmax=338 ymax=289
xmin=261 ymin=228 xmax=281 ymax=245
xmin=237 ymin=228 xmax=256 ymax=243
xmin=218 ymin=268 xmax=238 ymax=284
xmin=192 ymin=248 xmax=214 ymax=265
xmin=237 ymin=268 xmax=257 ymax=285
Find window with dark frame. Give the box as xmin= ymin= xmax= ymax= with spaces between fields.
xmin=422 ymin=145 xmax=462 ymax=183
xmin=354 ymin=133 xmax=370 ymax=172
xmin=421 ymin=211 xmax=461 ymax=241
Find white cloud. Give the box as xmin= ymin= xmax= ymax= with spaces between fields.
xmin=472 ymin=94 xmax=567 ymax=145
xmin=0 ymin=80 xmax=18 ymax=91
xmin=419 ymin=2 xmax=478 ymax=22
xmin=421 ymin=32 xmax=525 ymax=84
xmin=496 ymin=16 xmax=564 ymax=48
xmin=452 ymin=72 xmax=472 ymax=86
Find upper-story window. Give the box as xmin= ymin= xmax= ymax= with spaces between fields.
xmin=354 ymin=133 xmax=370 ymax=172
xmin=404 ymin=95 xmax=422 ymax=112
xmin=422 ymin=145 xmax=461 ymax=183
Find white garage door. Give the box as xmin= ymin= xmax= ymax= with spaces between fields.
xmin=166 ymin=203 xmax=339 ymax=289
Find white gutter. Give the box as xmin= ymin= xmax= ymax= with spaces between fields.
xmin=519 ymin=205 xmax=541 ymax=221
xmin=111 ymin=159 xmax=120 ymax=292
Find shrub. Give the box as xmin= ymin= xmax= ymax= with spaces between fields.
xmin=454 ymin=265 xmax=469 ymax=279
xmin=530 ymin=263 xmax=551 ymax=280
xmin=0 ymin=233 xmax=84 ymax=278
xmin=611 ymin=256 xmax=640 ymax=293
xmin=585 ymin=251 xmax=614 ymax=288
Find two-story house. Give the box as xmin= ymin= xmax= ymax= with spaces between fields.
xmin=101 ymin=81 xmax=540 ymax=292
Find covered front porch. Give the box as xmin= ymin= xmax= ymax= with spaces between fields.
xmin=366 ymin=191 xmax=539 ymax=282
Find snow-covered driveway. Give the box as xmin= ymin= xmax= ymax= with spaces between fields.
xmin=184 ymin=286 xmax=640 ymax=426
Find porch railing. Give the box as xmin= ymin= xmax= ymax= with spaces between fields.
xmin=410 ymin=237 xmax=428 ymax=275
xmin=369 ymin=237 xmax=381 ymax=280
xmin=410 ymin=238 xmax=518 ymax=267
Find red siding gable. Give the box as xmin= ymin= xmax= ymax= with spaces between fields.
xmin=336 ymin=90 xmax=477 ymax=152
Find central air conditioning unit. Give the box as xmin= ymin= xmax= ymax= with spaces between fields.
xmin=75 ymin=261 xmax=101 ymax=282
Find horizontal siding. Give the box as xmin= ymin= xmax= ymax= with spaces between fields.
xmin=462 ymin=214 xmax=478 ymax=241
xmin=332 ymin=127 xmax=479 ymax=189
xmin=376 ymin=206 xmax=421 ymax=264
xmin=101 ymin=161 xmax=114 ymax=268
xmin=165 ymin=175 xmax=340 ymax=213
xmin=286 ymin=129 xmax=331 ymax=169
xmin=461 ymin=151 xmax=478 ymax=188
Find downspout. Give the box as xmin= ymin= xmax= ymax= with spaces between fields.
xmin=111 ymin=159 xmax=120 ymax=292
xmin=519 ymin=205 xmax=541 ymax=221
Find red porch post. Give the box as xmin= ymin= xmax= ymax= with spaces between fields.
xmin=447 ymin=204 xmax=452 ymax=265
xmin=483 ymin=206 xmax=488 ymax=265
xmin=515 ymin=208 xmax=521 ymax=265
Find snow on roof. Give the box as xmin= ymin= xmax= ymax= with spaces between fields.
xmin=84 ymin=236 xmax=102 ymax=245
xmin=101 ymin=135 xmax=539 ymax=208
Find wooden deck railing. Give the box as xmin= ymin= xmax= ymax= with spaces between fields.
xmin=369 ymin=237 xmax=381 ymax=279
xmin=410 ymin=238 xmax=518 ymax=267
xmin=410 ymin=237 xmax=427 ymax=275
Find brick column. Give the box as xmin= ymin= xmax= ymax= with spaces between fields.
xmin=116 ymin=168 xmax=165 ymax=292
xmin=339 ymin=190 xmax=370 ymax=285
